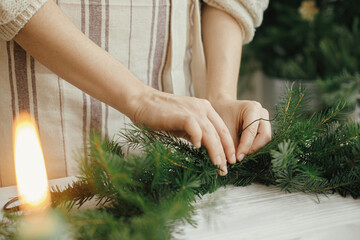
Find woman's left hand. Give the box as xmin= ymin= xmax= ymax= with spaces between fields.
xmin=201 ymin=3 xmax=271 ymax=162
xmin=210 ymin=97 xmax=272 ymax=162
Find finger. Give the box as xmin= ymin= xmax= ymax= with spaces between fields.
xmin=236 ymin=106 xmax=261 ymax=161
xmin=163 ymin=114 xmax=202 ymax=148
xmin=170 ymin=130 xmax=194 ymax=145
xmin=207 ymin=109 xmax=236 ymax=164
xmin=170 ymin=117 xmax=202 ymax=148
xmin=248 ymin=109 xmax=272 ymax=154
xmin=183 ymin=118 xmax=202 ymax=148
xmin=201 ymin=121 xmax=228 ymax=176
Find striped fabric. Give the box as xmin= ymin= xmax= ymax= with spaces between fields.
xmin=0 ymin=0 xmax=268 ymax=187
xmin=0 ymin=0 xmax=197 ymax=187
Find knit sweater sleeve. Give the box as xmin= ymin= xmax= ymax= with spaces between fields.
xmin=0 ymin=0 xmax=49 ymax=41
xmin=202 ymin=0 xmax=269 ymax=44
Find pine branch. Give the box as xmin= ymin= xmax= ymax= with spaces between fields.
xmin=1 ymin=85 xmax=359 ymax=239
xmin=51 ymin=180 xmax=95 ymax=210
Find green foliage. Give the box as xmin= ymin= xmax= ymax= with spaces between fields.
xmin=243 ymin=0 xmax=360 ymax=80
xmin=1 ymin=86 xmax=360 ymax=239
xmin=0 ymin=213 xmax=18 ymax=240
xmin=317 ymin=72 xmax=360 ymax=111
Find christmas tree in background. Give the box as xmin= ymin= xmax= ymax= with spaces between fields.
xmin=241 ymin=0 xmax=360 ymax=116
xmin=244 ymin=0 xmax=360 ymax=80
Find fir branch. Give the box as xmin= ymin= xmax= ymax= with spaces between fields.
xmin=51 ymin=180 xmax=95 ymax=209
xmin=2 ymin=86 xmax=360 ymax=240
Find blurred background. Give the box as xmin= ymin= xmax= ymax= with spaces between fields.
xmin=238 ymin=0 xmax=360 ymax=122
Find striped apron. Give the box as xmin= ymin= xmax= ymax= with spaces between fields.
xmin=0 ymin=0 xmax=207 ymax=187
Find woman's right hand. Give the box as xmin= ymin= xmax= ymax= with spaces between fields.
xmin=129 ymin=89 xmax=236 ymax=176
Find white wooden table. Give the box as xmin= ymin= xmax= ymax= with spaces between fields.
xmin=1 ymin=178 xmax=360 ymax=240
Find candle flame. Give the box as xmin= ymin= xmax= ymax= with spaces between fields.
xmin=14 ymin=112 xmax=50 ymax=209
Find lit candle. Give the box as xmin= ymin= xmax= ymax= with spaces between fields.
xmin=14 ymin=112 xmax=50 ymax=212
xmin=14 ymin=112 xmax=68 ymax=239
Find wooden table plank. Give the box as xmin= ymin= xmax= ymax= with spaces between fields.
xmin=1 ymin=179 xmax=360 ymax=239
xmin=176 ymin=184 xmax=360 ymax=240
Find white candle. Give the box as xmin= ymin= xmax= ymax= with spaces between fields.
xmin=14 ymin=112 xmax=50 ymax=212
xmin=13 ymin=112 xmax=68 ymax=239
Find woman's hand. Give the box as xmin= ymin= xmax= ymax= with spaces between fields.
xmin=201 ymin=4 xmax=271 ymax=159
xmin=14 ymin=1 xmax=233 ymax=176
xmin=129 ymin=89 xmax=237 ymax=176
xmin=210 ymin=97 xmax=272 ymax=162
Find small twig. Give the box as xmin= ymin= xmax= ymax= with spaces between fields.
xmin=287 ymin=94 xmax=305 ymax=127
xmin=282 ymin=90 xmax=293 ymax=129
xmin=332 ymin=128 xmax=360 ymax=153
xmin=315 ymin=110 xmax=340 ymax=127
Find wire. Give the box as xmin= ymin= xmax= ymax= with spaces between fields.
xmin=238 ymin=112 xmax=279 ymax=138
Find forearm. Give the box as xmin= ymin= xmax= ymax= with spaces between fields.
xmin=14 ymin=0 xmax=152 ymax=118
xmin=201 ymin=4 xmax=243 ymax=101
xmin=12 ymin=0 xmax=241 ymax=174
xmin=201 ymin=3 xmax=271 ymax=161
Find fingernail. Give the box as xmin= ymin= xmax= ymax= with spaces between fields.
xmin=220 ymin=165 xmax=228 ymax=176
xmin=195 ymin=141 xmax=201 ymax=148
xmin=230 ymin=154 xmax=236 ymax=164
xmin=237 ymin=153 xmax=245 ymax=161
xmin=215 ymin=155 xmax=222 ymax=166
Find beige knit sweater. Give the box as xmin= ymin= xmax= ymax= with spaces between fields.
xmin=0 ymin=0 xmax=48 ymax=41
xmin=0 ymin=0 xmax=268 ymax=43
xmin=203 ymin=0 xmax=269 ymax=43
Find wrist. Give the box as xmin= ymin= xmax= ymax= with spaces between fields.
xmin=205 ymin=75 xmax=238 ymax=104
xmin=120 ymin=85 xmax=158 ymax=122
xmin=206 ymin=92 xmax=236 ymax=104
